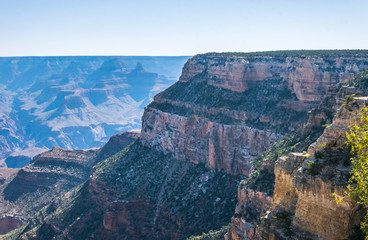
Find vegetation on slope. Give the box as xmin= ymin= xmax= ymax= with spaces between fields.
xmin=151 ymin=76 xmax=306 ymax=133
xmin=8 ymin=141 xmax=242 ymax=240
xmin=347 ymin=70 xmax=368 ymax=88
xmin=200 ymin=49 xmax=368 ymax=58
xmin=246 ymin=70 xmax=368 ymax=196
xmin=0 ymin=132 xmax=138 ymax=238
xmin=186 ymin=224 xmax=229 ymax=240
xmin=243 ymin=122 xmax=327 ymax=196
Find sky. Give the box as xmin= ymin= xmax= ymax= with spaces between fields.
xmin=0 ymin=0 xmax=367 ymax=56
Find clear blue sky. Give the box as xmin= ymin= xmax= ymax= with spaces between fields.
xmin=0 ymin=0 xmax=367 ymax=56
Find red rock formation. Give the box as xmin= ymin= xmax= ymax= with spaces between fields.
xmin=8 ymin=52 xmax=368 ymax=240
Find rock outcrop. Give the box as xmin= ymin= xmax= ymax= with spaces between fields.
xmin=141 ymin=109 xmax=277 ymax=176
xmin=179 ymin=52 xmax=368 ymax=106
xmin=11 ymin=142 xmax=240 ymax=240
xmin=225 ymin=188 xmax=272 ymax=240
xmin=257 ymin=97 xmax=368 ymax=240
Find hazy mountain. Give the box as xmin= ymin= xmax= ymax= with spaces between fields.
xmin=0 ymin=56 xmax=190 ymax=167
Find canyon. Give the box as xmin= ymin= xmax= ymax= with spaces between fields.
xmin=2 ymin=50 xmax=368 ymax=239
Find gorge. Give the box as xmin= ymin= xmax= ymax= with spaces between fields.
xmin=2 ymin=50 xmax=368 ymax=239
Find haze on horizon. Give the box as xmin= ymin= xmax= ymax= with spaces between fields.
xmin=0 ymin=0 xmax=367 ymax=57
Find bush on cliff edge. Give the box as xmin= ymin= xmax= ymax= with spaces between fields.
xmin=337 ymin=107 xmax=368 ymax=239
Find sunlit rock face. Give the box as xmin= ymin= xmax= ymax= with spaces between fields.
xmin=179 ymin=53 xmax=367 ymax=105
xmin=257 ymin=98 xmax=368 ymax=240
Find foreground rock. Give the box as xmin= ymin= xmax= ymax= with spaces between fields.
xmin=257 ymin=97 xmax=368 ymax=240
xmin=225 ymin=188 xmax=272 ymax=240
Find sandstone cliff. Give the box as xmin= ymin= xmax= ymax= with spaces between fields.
xmin=225 ymin=187 xmax=272 ymax=240
xmin=256 ymin=97 xmax=368 ymax=240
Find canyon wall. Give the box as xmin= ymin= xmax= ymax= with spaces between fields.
xmin=179 ymin=53 xmax=366 ymax=105
xmin=141 ymin=52 xmax=368 ymax=176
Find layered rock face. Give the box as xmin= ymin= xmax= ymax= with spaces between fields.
xmin=141 ymin=109 xmax=277 ymax=176
xmin=257 ymin=98 xmax=368 ymax=240
xmin=179 ymin=52 xmax=368 ymax=105
xmin=142 ymin=51 xmax=368 ymax=176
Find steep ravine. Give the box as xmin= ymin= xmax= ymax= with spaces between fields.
xmin=5 ymin=50 xmax=368 ymax=239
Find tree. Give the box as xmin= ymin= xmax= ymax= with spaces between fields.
xmin=345 ymin=107 xmax=368 ymax=238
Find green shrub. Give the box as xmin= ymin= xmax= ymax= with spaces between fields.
xmin=307 ymin=160 xmax=315 ymax=168
xmin=345 ymin=94 xmax=356 ymax=104
xmin=187 ymin=224 xmax=230 ymax=240
xmin=345 ymin=107 xmax=368 ymax=238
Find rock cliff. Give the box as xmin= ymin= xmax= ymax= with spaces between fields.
xmin=9 ymin=142 xmax=241 ymax=240
xmin=227 ymin=71 xmax=368 ymax=240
